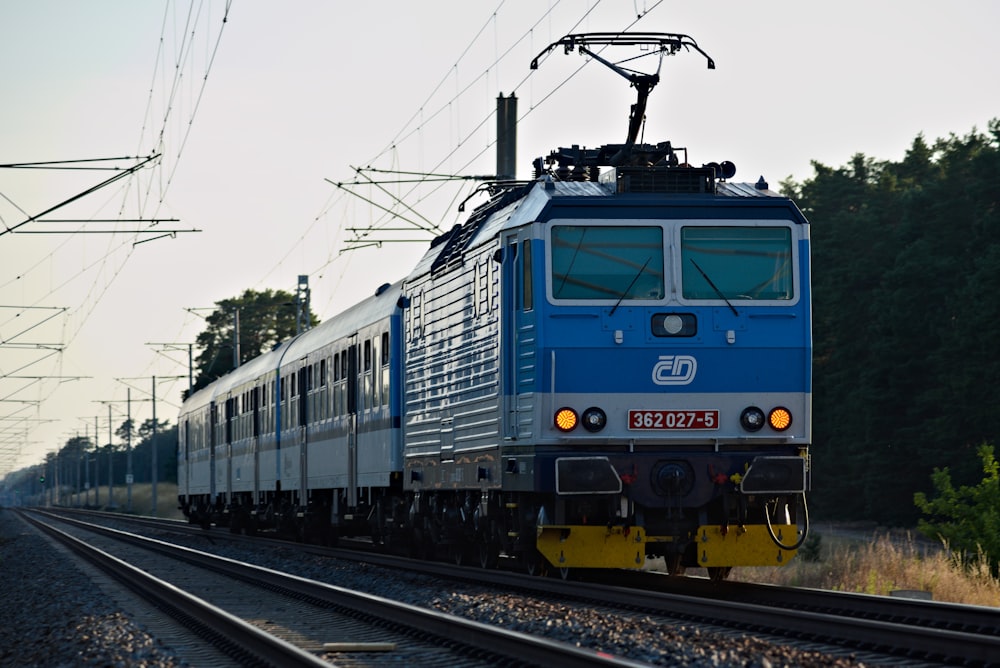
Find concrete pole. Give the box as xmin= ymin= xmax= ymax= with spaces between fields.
xmin=152 ymin=375 xmax=158 ymax=517
xmin=94 ymin=415 xmax=100 ymax=506
xmin=127 ymin=388 xmax=133 ymax=513
xmin=107 ymin=404 xmax=115 ymax=508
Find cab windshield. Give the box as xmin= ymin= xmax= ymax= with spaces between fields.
xmin=551 ymin=225 xmax=664 ymax=301
xmin=681 ymin=227 xmax=793 ymax=300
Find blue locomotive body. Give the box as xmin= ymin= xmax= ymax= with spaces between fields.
xmin=398 ymin=165 xmax=811 ymax=573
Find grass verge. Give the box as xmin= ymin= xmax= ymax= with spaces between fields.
xmin=733 ymin=524 xmax=1000 ymax=607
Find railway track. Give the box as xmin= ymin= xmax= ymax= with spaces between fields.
xmin=39 ymin=508 xmax=1000 ymax=666
xmin=20 ymin=509 xmax=642 ymax=667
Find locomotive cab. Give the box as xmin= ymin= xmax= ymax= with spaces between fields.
xmin=504 ymin=157 xmax=812 ymax=575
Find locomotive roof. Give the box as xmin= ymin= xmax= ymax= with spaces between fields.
xmin=408 ymin=173 xmax=795 ymax=279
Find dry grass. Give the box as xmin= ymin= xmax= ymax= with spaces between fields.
xmin=732 ymin=524 xmax=1000 ymax=607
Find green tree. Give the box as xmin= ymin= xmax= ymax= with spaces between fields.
xmin=803 ymin=120 xmax=1000 ymax=524
xmin=131 ymin=421 xmax=178 ymax=484
xmin=115 ymin=418 xmax=135 ymax=445
xmin=137 ymin=417 xmax=171 ymax=442
xmin=914 ymin=443 xmax=1000 ymax=575
xmin=59 ymin=435 xmax=93 ymax=493
xmin=190 ymin=288 xmax=318 ymax=396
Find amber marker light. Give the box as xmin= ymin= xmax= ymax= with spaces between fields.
xmin=768 ymin=407 xmax=792 ymax=431
xmin=555 ymin=407 xmax=578 ymax=432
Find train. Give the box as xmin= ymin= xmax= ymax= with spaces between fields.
xmin=177 ymin=32 xmax=812 ymax=580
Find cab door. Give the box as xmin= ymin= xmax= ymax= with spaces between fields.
xmin=501 ymin=227 xmax=537 ymax=440
xmin=345 ymin=336 xmax=359 ymax=507
xmin=297 ymin=361 xmax=309 ymax=502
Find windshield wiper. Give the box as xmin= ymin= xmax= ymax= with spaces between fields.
xmin=554 ymin=228 xmax=588 ymax=298
xmin=689 ymin=258 xmax=738 ymax=316
xmin=610 ymin=256 xmax=652 ymax=316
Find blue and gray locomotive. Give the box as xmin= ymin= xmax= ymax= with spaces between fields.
xmin=178 ymin=33 xmax=811 ymax=579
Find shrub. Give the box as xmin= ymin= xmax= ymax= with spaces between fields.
xmin=799 ymin=532 xmax=823 ymax=562
xmin=914 ymin=443 xmax=1000 ymax=575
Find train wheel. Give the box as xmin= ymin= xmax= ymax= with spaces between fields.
xmin=665 ymin=554 xmax=687 ymax=576
xmin=411 ymin=523 xmax=433 ymax=560
xmin=707 ymin=566 xmax=731 ymax=582
xmin=525 ymin=549 xmax=548 ymax=577
xmin=409 ymin=526 xmax=424 ymax=559
xmin=477 ymin=538 xmax=499 ymax=569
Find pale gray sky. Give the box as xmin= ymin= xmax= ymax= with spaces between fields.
xmin=2 ymin=1 xmax=998 ymax=472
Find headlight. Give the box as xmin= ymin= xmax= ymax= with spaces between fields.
xmin=554 ymin=407 xmax=578 ymax=432
xmin=581 ymin=407 xmax=607 ymax=433
xmin=651 ymin=312 xmax=697 ymax=337
xmin=768 ymin=407 xmax=792 ymax=431
xmin=740 ymin=406 xmax=765 ymax=432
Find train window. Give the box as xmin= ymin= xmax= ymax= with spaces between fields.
xmin=522 ymin=239 xmax=534 ymax=310
xmin=381 ymin=332 xmax=390 ymax=407
xmin=363 ymin=339 xmax=374 ymax=409
xmin=320 ymin=359 xmax=327 ymax=386
xmin=253 ymin=387 xmax=260 ymax=437
xmin=550 ymin=226 xmax=664 ymax=300
xmin=332 ymin=353 xmax=340 ymax=417
xmin=226 ymin=398 xmax=234 ymax=444
xmin=681 ymin=227 xmax=793 ymax=300
xmin=372 ymin=338 xmax=380 ymax=408
xmin=340 ymin=351 xmax=348 ymax=416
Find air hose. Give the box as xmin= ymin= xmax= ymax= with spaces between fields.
xmin=765 ymin=493 xmax=809 ymax=551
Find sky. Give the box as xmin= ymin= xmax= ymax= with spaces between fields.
xmin=1 ymin=0 xmax=998 ymax=475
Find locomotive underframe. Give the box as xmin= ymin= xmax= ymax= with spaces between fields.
xmin=180 ymin=446 xmax=804 ymax=576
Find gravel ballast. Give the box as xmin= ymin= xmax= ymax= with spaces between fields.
xmin=1 ymin=508 xmax=872 ymax=667
xmin=0 ymin=509 xmax=183 ymax=667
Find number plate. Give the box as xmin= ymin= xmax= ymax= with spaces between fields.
xmin=628 ymin=409 xmax=719 ymax=430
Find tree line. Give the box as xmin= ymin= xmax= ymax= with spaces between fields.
xmin=796 ymin=119 xmax=1000 ymax=526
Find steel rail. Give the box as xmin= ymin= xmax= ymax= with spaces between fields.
xmin=21 ymin=511 xmax=330 ymax=668
xmin=26 ymin=510 xmax=646 ymax=668
xmin=47 ymin=508 xmax=1000 ymax=664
